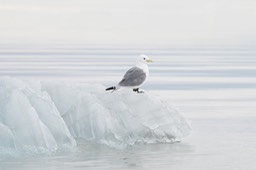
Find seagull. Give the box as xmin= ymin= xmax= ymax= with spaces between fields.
xmin=106 ymin=54 xmax=152 ymax=93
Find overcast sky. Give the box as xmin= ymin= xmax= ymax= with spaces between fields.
xmin=0 ymin=0 xmax=255 ymax=47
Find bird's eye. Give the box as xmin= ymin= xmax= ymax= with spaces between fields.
xmin=143 ymin=58 xmax=146 ymax=60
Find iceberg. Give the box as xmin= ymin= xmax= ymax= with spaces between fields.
xmin=0 ymin=77 xmax=76 ymax=153
xmin=0 ymin=77 xmax=190 ymax=152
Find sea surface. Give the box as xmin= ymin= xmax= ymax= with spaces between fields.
xmin=0 ymin=45 xmax=256 ymax=170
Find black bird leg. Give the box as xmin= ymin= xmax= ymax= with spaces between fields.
xmin=133 ymin=88 xmax=144 ymax=93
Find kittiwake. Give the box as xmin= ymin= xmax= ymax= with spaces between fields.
xmin=106 ymin=54 xmax=152 ymax=93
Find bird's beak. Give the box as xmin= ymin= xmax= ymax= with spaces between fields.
xmin=146 ymin=59 xmax=153 ymax=63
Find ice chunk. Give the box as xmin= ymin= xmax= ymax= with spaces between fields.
xmin=0 ymin=77 xmax=190 ymax=152
xmin=0 ymin=77 xmax=76 ymax=152
xmin=43 ymin=83 xmax=191 ymax=148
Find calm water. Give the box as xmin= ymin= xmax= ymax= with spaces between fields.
xmin=0 ymin=46 xmax=256 ymax=170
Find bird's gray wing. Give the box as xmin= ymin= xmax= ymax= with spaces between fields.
xmin=118 ymin=67 xmax=146 ymax=87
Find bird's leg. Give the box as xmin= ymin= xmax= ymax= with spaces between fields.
xmin=133 ymin=88 xmax=139 ymax=92
xmin=133 ymin=88 xmax=144 ymax=93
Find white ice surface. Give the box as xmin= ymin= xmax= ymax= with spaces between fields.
xmin=0 ymin=77 xmax=190 ymax=152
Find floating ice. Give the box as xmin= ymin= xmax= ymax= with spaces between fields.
xmin=0 ymin=77 xmax=76 ymax=153
xmin=0 ymin=77 xmax=190 ymax=152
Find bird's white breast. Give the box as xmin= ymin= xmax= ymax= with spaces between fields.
xmin=136 ymin=63 xmax=149 ymax=77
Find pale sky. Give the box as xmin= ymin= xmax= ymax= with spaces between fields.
xmin=0 ymin=0 xmax=256 ymax=47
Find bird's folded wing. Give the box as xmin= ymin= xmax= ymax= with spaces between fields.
xmin=118 ymin=67 xmax=146 ymax=87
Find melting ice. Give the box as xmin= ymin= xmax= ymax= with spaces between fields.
xmin=0 ymin=77 xmax=190 ymax=153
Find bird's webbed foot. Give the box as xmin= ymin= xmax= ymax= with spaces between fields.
xmin=133 ymin=88 xmax=144 ymax=93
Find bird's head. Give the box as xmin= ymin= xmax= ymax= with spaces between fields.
xmin=137 ymin=55 xmax=153 ymax=64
